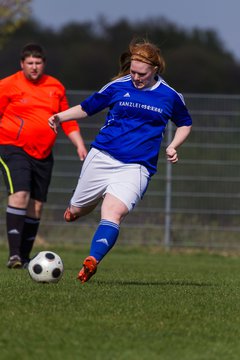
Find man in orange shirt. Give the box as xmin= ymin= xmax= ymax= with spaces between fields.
xmin=0 ymin=43 xmax=88 ymax=268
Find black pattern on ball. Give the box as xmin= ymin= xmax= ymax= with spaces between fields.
xmin=33 ymin=264 xmax=43 ymax=274
xmin=45 ymin=252 xmax=55 ymax=260
xmin=52 ymin=268 xmax=61 ymax=278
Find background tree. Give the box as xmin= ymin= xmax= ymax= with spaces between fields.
xmin=0 ymin=0 xmax=31 ymax=49
xmin=1 ymin=14 xmax=240 ymax=94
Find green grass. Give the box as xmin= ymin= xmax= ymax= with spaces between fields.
xmin=0 ymin=244 xmax=240 ymax=360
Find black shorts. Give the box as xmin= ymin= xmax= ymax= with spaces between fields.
xmin=0 ymin=145 xmax=54 ymax=202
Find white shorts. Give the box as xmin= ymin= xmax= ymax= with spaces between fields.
xmin=70 ymin=148 xmax=150 ymax=212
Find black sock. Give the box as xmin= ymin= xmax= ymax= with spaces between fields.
xmin=6 ymin=206 xmax=27 ymax=257
xmin=20 ymin=217 xmax=40 ymax=262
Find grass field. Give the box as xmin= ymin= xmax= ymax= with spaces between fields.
xmin=0 ymin=244 xmax=240 ymax=360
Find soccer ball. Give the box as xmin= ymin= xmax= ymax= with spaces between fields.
xmin=28 ymin=251 xmax=64 ymax=283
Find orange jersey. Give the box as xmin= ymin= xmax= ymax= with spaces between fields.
xmin=0 ymin=71 xmax=79 ymax=159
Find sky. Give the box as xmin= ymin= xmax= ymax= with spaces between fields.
xmin=31 ymin=0 xmax=240 ymax=61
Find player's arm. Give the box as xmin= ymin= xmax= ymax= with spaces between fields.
xmin=166 ymin=125 xmax=192 ymax=163
xmin=48 ymin=105 xmax=87 ymax=133
xmin=67 ymin=130 xmax=88 ymax=161
xmin=0 ymin=82 xmax=10 ymax=117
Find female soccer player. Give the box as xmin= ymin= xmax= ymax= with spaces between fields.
xmin=48 ymin=39 xmax=192 ymax=283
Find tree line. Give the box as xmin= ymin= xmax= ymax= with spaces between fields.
xmin=1 ymin=15 xmax=240 ymax=94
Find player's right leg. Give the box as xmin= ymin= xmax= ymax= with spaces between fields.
xmin=63 ymin=148 xmax=105 ymax=222
xmin=0 ymin=145 xmax=31 ymax=268
xmin=6 ymin=191 xmax=29 ymax=268
xmin=64 ymin=204 xmax=97 ymax=222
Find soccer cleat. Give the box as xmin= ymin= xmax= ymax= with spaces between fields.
xmin=21 ymin=260 xmax=30 ymax=269
xmin=77 ymin=256 xmax=98 ymax=283
xmin=64 ymin=207 xmax=80 ymax=222
xmin=7 ymin=255 xmax=22 ymax=269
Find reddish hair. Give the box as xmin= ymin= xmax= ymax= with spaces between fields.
xmin=113 ymin=39 xmax=165 ymax=79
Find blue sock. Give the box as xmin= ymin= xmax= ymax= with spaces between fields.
xmin=90 ymin=220 xmax=120 ymax=262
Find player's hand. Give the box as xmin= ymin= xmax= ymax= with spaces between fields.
xmin=166 ymin=146 xmax=178 ymax=163
xmin=48 ymin=114 xmax=61 ymax=134
xmin=76 ymin=145 xmax=88 ymax=161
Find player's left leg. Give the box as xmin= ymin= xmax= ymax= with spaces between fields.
xmin=86 ymin=162 xmax=150 ymax=267
xmin=20 ymin=153 xmax=53 ymax=266
xmin=90 ymin=193 xmax=127 ymax=259
xmin=20 ymin=198 xmax=43 ymax=267
xmin=77 ymin=194 xmax=127 ymax=283
xmin=76 ymin=152 xmax=149 ymax=282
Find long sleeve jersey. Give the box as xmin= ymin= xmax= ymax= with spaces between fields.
xmin=81 ymin=75 xmax=192 ymax=176
xmin=0 ymin=71 xmax=79 ymax=159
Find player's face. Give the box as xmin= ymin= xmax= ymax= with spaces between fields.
xmin=21 ymin=56 xmax=45 ymax=82
xmin=130 ymin=60 xmax=157 ymax=89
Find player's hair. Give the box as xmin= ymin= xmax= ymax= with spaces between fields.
xmin=20 ymin=43 xmax=46 ymax=62
xmin=113 ymin=39 xmax=165 ymax=80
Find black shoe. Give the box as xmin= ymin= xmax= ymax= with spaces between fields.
xmin=7 ymin=255 xmax=22 ymax=269
xmin=21 ymin=260 xmax=30 ymax=269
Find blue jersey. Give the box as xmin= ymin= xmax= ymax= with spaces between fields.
xmin=81 ymin=75 xmax=192 ymax=176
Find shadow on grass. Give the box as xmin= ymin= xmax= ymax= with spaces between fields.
xmin=95 ymin=279 xmax=215 ymax=287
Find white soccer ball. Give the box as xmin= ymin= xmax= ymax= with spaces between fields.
xmin=28 ymin=251 xmax=64 ymax=283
